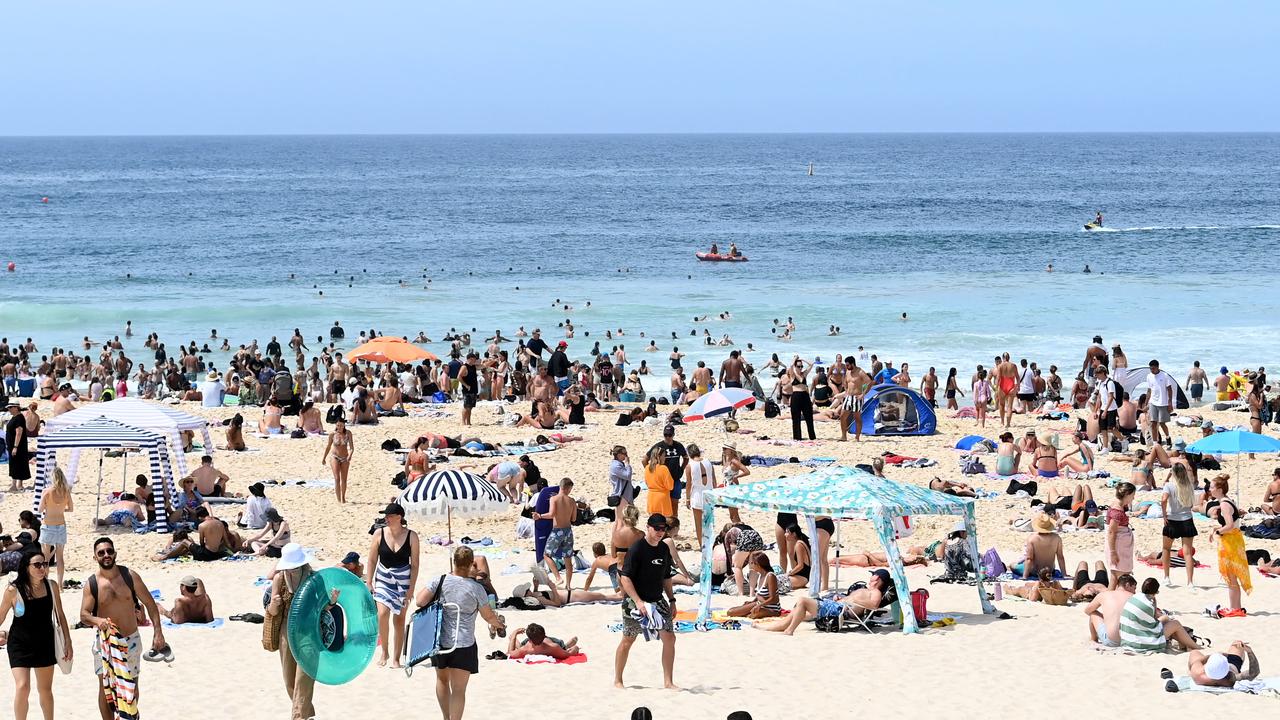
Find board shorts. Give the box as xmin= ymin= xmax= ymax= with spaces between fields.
xmin=463 ymin=393 xmax=478 ymax=409
xmin=621 ymin=597 xmax=673 ymax=638
xmin=545 ymin=527 xmax=574 ymax=560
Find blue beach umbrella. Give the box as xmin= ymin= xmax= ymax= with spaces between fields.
xmin=683 ymin=387 xmax=757 ymax=421
xmin=1187 ymin=430 xmax=1280 ymax=502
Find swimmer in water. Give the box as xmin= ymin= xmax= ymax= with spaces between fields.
xmin=1083 ymin=265 xmax=1092 ymax=274
xmin=901 ymin=312 xmax=908 ymax=321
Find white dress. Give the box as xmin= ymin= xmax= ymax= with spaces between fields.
xmin=686 ymin=459 xmax=715 ymax=511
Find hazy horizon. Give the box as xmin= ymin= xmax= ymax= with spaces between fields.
xmin=3 ymin=1 xmax=1276 ymax=135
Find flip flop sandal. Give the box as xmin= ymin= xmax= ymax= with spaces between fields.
xmin=144 ymin=645 xmax=174 ymax=663
xmin=460 ymin=536 xmax=476 ymax=545
xmin=1159 ymin=668 xmax=1173 ymax=679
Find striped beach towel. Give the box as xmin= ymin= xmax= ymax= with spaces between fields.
xmin=1119 ymin=594 xmax=1165 ymax=653
xmin=97 ymin=626 xmax=139 ymax=720
xmin=373 ymin=562 xmax=411 ymax=613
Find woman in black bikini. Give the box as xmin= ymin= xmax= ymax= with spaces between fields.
xmin=945 ymin=367 xmax=963 ymax=411
xmin=786 ymin=524 xmax=812 ymax=589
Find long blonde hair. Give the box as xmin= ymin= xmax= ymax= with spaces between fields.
xmin=645 ymin=446 xmax=665 ymax=472
xmin=1170 ymin=463 xmax=1195 ymax=508
xmin=50 ymin=467 xmax=70 ymax=498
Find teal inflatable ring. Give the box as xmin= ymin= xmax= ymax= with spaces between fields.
xmin=287 ymin=567 xmax=377 ymax=685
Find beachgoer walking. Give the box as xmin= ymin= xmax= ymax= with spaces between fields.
xmin=0 ymin=552 xmax=73 ymax=720
xmin=321 ymin=418 xmax=353 ymax=503
xmin=365 ymin=503 xmax=420 ymax=668
xmin=614 ymin=513 xmax=677 ymax=690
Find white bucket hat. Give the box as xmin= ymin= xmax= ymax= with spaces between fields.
xmin=275 ymin=543 xmax=314 ymax=571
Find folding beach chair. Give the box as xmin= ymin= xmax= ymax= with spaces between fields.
xmin=815 ymin=585 xmax=900 ymax=633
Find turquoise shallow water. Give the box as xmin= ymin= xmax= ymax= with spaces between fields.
xmin=1 ymin=133 xmax=1278 ymax=377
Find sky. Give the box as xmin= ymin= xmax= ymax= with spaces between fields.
xmin=2 ymin=1 xmax=1276 ymax=135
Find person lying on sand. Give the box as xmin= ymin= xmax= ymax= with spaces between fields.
xmin=506 ymin=623 xmax=580 ymax=660
xmin=523 ymin=565 xmax=622 ymax=607
xmin=1186 ymin=642 xmax=1260 ymax=688
xmin=832 ymin=547 xmax=928 ymax=567
xmin=928 ymin=477 xmax=976 ymax=497
xmin=95 ymin=495 xmax=146 ymax=528
xmin=1004 ymin=567 xmax=1068 ymax=603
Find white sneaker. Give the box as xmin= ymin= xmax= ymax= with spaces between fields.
xmin=1162 ymin=577 xmax=1174 ymax=588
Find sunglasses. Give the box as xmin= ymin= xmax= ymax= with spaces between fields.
xmin=30 ymin=561 xmax=48 ymax=569
xmin=652 ymin=526 xmax=669 ymax=533
xmin=96 ymin=548 xmax=117 ymax=557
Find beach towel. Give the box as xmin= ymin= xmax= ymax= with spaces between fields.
xmin=743 ymin=455 xmax=787 ymax=467
xmin=162 ymin=618 xmax=225 ymax=629
xmin=514 ymin=652 xmax=588 ymax=665
xmin=97 ymin=625 xmax=140 ymax=720
xmin=1167 ymin=675 xmax=1280 ymax=696
xmin=1118 ymin=594 xmax=1166 ymax=653
xmin=954 ymin=434 xmax=991 ymax=450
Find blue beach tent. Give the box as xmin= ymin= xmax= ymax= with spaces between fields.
xmin=854 ymin=384 xmax=937 ymax=436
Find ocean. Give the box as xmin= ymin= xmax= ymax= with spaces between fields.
xmin=2 ymin=133 xmax=1278 ymax=383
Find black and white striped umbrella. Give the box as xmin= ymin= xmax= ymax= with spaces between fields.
xmin=397 ymin=469 xmax=506 ymax=519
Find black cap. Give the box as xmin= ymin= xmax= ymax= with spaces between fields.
xmin=871 ymin=568 xmax=892 ymax=586
xmin=662 ymin=424 xmax=675 ymax=436
xmin=340 ymin=551 xmax=361 ymax=565
xmin=265 ymin=508 xmax=283 ymax=522
xmin=379 ymin=502 xmax=405 ymax=516
xmin=646 ymin=513 xmax=669 ymax=529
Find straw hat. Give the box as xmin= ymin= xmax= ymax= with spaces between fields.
xmin=274 ymin=543 xmax=314 ymax=571
xmin=1032 ymin=514 xmax=1057 ymax=534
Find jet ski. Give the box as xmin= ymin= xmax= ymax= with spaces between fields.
xmin=1084 ymin=222 xmax=1102 ymax=231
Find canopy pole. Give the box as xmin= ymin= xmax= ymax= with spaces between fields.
xmin=805 ymin=516 xmax=820 ymax=596
xmin=871 ymin=513 xmax=918 ymax=633
xmin=833 ymin=521 xmax=841 ymax=590
xmin=94 ymin=450 xmax=104 ymax=529
xmin=122 ymin=450 xmax=129 ymax=493
xmin=965 ymin=507 xmax=996 ymax=615
xmin=695 ymin=499 xmax=718 ymax=624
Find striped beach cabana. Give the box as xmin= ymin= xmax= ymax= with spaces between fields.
xmin=695 ymin=466 xmax=996 ymax=633
xmin=42 ymin=397 xmax=213 ymax=479
xmin=32 ymin=417 xmax=179 ymax=531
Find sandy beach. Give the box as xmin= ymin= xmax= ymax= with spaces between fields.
xmin=3 ymin=394 xmax=1277 ymax=719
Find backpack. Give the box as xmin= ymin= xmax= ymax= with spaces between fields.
xmin=89 ymin=566 xmax=140 ymax=617
xmin=380 ymin=439 xmax=402 ymax=452
xmin=325 ymin=405 xmax=345 ymax=424
xmin=980 ymin=548 xmax=1006 ymax=579
xmin=960 ymin=456 xmax=986 ymax=475
xmin=764 ymin=399 xmax=780 ymax=418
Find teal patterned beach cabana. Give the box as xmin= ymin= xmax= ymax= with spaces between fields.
xmin=696 ymin=466 xmax=996 ymax=633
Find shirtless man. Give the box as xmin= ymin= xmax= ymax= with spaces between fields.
xmin=327 ymin=353 xmax=350 ymax=403
xmin=1185 ymin=361 xmax=1208 ymax=404
xmin=1082 ymin=335 xmax=1108 ymax=388
xmin=528 ymin=365 xmax=556 ymax=405
xmin=192 ymin=507 xmax=231 ymax=561
xmin=162 ymin=576 xmax=213 ymax=624
xmin=81 ymin=537 xmax=167 ymax=720
xmin=184 ymin=455 xmax=230 ymax=497
xmin=1083 ymin=573 xmax=1136 ymax=647
xmin=506 ymin=622 xmax=579 ymax=660
xmin=535 ymin=478 xmax=577 ymax=590
xmin=1187 ymin=642 xmax=1260 ymax=689
xmin=691 ymin=362 xmax=713 ymax=396
xmin=995 ymin=353 xmax=1018 ymax=427
xmin=837 ymin=359 xmax=873 ymax=442
xmin=720 ymin=350 xmax=745 ymax=389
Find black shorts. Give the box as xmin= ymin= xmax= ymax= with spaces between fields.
xmin=191 ymin=545 xmax=228 ymax=562
xmin=814 ymin=518 xmax=835 ymax=536
xmin=463 ymin=393 xmax=478 ymax=409
xmin=776 ymin=512 xmax=798 ymax=529
xmin=1162 ymin=518 xmax=1199 ymax=539
xmin=1017 ymin=392 xmax=1036 ymax=402
xmin=431 ymin=641 xmax=479 ymax=674
xmin=265 ymin=545 xmax=283 ymax=558
xmin=330 ymin=379 xmax=344 ymax=395
xmin=1099 ymin=410 xmax=1118 ymax=430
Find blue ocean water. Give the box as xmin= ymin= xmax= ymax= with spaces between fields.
xmin=2 ymin=133 xmax=1278 ymax=378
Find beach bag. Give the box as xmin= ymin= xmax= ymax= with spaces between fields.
xmin=431 ymin=391 xmax=448 ymax=403
xmin=262 ymin=583 xmax=290 ymax=652
xmin=380 ymin=439 xmax=402 ymax=452
xmin=764 ymin=399 xmax=780 ymax=418
xmin=49 ymin=579 xmax=71 ymax=674
xmin=980 ymin=548 xmax=1006 ymax=579
xmin=960 ymin=456 xmax=986 ymax=475
xmin=325 ymin=405 xmax=345 ymax=424
xmin=909 ymin=588 xmax=929 ymax=623
xmin=289 ymin=428 xmax=306 ymax=439
xmin=1039 ymin=585 xmax=1069 ymax=606
xmin=405 ymin=575 xmax=453 ymax=675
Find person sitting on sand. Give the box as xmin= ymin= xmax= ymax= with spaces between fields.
xmin=995 ymin=432 xmax=1022 ymax=476
xmin=755 ymin=569 xmax=894 ymax=635
xmin=785 ymin=525 xmax=812 ymax=589
xmin=258 ymin=397 xmax=285 ymax=435
xmin=506 ymin=623 xmax=580 ymax=661
xmin=223 ymin=413 xmax=247 ymax=451
xmin=192 ymin=507 xmax=235 ymax=561
xmin=1084 ymin=573 xmax=1136 ymax=647
xmin=184 ymin=454 xmax=231 ymax=497
xmin=174 ymin=476 xmax=211 ymax=524
xmin=1014 ymin=514 xmax=1067 ymax=579
xmin=296 ymin=400 xmax=325 ymax=435
xmin=516 ymin=399 xmax=558 ymax=430
xmin=403 ymin=437 xmax=435 ymax=483
xmin=160 ymin=576 xmax=213 ymax=624
xmin=1120 ymin=577 xmax=1201 ymax=653
xmin=582 ymin=542 xmax=620 ymax=590
xmin=246 ymin=508 xmax=292 ymax=557
xmin=1058 ymin=432 xmax=1095 ymax=473
xmin=337 ymin=550 xmax=365 ymax=577
xmin=1260 ymin=467 xmax=1280 ymax=516
xmin=152 ymin=528 xmax=195 ymax=562
xmin=659 ymin=517 xmax=698 ymax=586
xmin=95 ymin=494 xmax=146 ymax=528
xmin=727 ymin=551 xmax=784 ymax=619
xmin=1187 ymin=642 xmax=1261 ymax=688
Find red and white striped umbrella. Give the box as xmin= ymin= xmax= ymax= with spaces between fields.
xmin=683 ymin=387 xmax=757 ymax=421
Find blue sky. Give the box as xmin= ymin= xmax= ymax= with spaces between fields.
xmin=2 ymin=1 xmax=1275 ymax=134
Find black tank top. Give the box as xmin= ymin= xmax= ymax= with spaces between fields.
xmin=378 ymin=529 xmax=413 ymax=568
xmin=459 ymin=365 xmax=478 ymax=394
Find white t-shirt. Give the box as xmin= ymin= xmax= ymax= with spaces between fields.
xmin=1017 ymin=368 xmax=1036 ymax=394
xmin=200 ymin=379 xmax=226 ymax=407
xmin=1092 ymin=379 xmax=1120 ymax=412
xmin=242 ymin=496 xmax=274 ymax=529
xmin=1146 ymin=370 xmax=1176 ymax=407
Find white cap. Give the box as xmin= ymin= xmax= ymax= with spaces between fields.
xmin=1204 ymin=653 xmax=1230 ymax=680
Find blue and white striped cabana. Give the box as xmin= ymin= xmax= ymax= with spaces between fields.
xmin=41 ymin=397 xmax=213 ymax=478
xmin=32 ymin=417 xmax=179 ymax=531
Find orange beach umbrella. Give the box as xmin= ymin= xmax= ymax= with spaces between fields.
xmin=346 ymin=336 xmax=437 ymax=364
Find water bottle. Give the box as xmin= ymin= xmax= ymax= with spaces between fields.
xmin=993 ymin=582 xmax=1003 ymax=601
xmin=13 ymin=594 xmax=24 ymax=618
